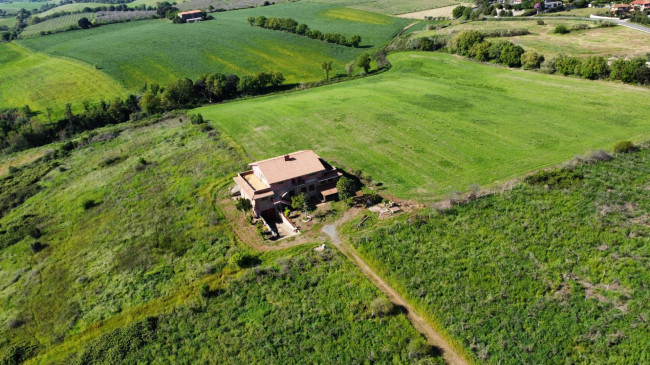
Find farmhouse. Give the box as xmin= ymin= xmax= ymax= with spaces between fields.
xmin=544 ymin=0 xmax=563 ymax=9
xmin=233 ymin=150 xmax=342 ymax=220
xmin=610 ymin=3 xmax=631 ymax=14
xmin=178 ymin=10 xmax=203 ymax=22
xmin=631 ymin=0 xmax=650 ymax=11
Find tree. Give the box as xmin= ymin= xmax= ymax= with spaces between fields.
xmin=321 ymin=60 xmax=333 ymax=81
xmin=78 ymin=17 xmax=91 ymax=29
xmin=291 ymin=193 xmax=308 ymax=218
xmin=452 ymin=5 xmax=467 ymax=18
xmin=296 ymin=23 xmax=309 ymax=35
xmin=345 ymin=61 xmax=355 ymax=77
xmin=407 ymin=338 xmax=433 ymax=360
xmin=246 ymin=16 xmax=255 ymax=25
xmin=469 ymin=41 xmax=491 ymax=62
xmin=358 ymin=53 xmax=371 ymax=73
xmin=337 ymin=176 xmax=356 ymax=200
xmin=235 ymin=197 xmax=252 ymax=216
xmin=161 ymin=78 xmax=195 ymax=110
xmin=348 ymin=34 xmax=361 ymax=48
xmin=452 ymin=31 xmax=484 ymax=56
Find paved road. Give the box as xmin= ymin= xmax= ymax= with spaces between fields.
xmin=322 ymin=211 xmax=468 ymax=365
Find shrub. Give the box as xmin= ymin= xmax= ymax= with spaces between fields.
xmin=580 ymin=56 xmax=609 ymax=80
xmin=521 ymin=51 xmax=544 ymax=70
xmin=613 ymin=140 xmax=635 ymax=154
xmin=470 ymin=41 xmax=492 ymax=61
xmin=82 ymin=199 xmax=97 ymax=210
xmin=537 ymin=19 xmax=545 ymax=25
xmin=571 ymin=23 xmax=589 ymax=31
xmin=499 ymin=43 xmax=524 ymax=67
xmin=190 ymin=113 xmax=204 ymax=124
xmin=228 ymin=252 xmax=260 ymax=268
xmin=29 ymin=241 xmax=45 ymax=253
xmin=199 ymin=283 xmax=210 ymax=299
xmin=370 ymin=297 xmax=394 ymax=317
xmin=524 ymin=169 xmax=584 ymax=189
xmin=555 ymin=55 xmax=582 ymax=76
xmin=553 ymin=24 xmax=569 ymax=34
xmin=337 ymin=176 xmax=356 ymax=200
xmin=452 ymin=5 xmax=467 ymax=19
xmin=407 ymin=337 xmax=433 ymax=359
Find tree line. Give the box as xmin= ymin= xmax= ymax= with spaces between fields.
xmin=412 ymin=30 xmax=650 ymax=85
xmin=246 ymin=16 xmax=362 ymax=48
xmin=0 ymin=70 xmax=285 ymax=154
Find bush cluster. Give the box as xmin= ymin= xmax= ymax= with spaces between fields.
xmin=451 ymin=31 xmax=525 ymax=67
xmin=247 ymin=16 xmax=361 ymax=47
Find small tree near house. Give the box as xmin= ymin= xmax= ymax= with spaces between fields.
xmin=291 ymin=193 xmax=308 ymax=218
xmin=235 ymin=197 xmax=252 ymax=217
xmin=337 ymin=176 xmax=356 ymax=200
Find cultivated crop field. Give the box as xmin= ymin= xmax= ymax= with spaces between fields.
xmin=20 ymin=13 xmax=96 ymax=37
xmin=196 ymin=52 xmax=650 ymax=200
xmin=416 ymin=19 xmax=650 ymax=58
xmin=344 ymin=147 xmax=650 ymax=364
xmin=0 ymin=43 xmax=127 ymax=119
xmin=302 ymin=0 xmax=462 ymax=15
xmin=0 ymin=116 xmax=440 ymax=363
xmin=36 ymin=2 xmax=112 ymax=17
xmin=18 ymin=3 xmax=408 ymax=89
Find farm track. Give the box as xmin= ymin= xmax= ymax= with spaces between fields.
xmin=322 ymin=210 xmax=468 ymax=365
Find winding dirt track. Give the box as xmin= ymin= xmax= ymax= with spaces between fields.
xmin=322 ymin=211 xmax=468 ymax=365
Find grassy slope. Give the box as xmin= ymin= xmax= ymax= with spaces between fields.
xmin=36 ymin=2 xmax=110 ymax=16
xmin=195 ymin=52 xmax=650 ymax=200
xmin=0 ymin=1 xmax=53 ymax=14
xmin=303 ymin=0 xmax=461 ymax=15
xmin=0 ymin=42 xmax=127 ymax=119
xmin=415 ymin=20 xmax=650 ymax=58
xmin=21 ymin=13 xmax=96 ymax=37
xmin=0 ymin=16 xmax=16 ymax=27
xmin=0 ymin=117 xmax=439 ymax=363
xmin=19 ymin=3 xmax=409 ymax=90
xmin=344 ymin=148 xmax=650 ymax=364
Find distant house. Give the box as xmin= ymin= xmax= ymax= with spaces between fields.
xmin=233 ymin=150 xmax=342 ymax=220
xmin=178 ymin=10 xmax=203 ymax=22
xmin=610 ymin=3 xmax=631 ymax=14
xmin=512 ymin=0 xmax=522 ymax=5
xmin=544 ymin=0 xmax=563 ymax=9
xmin=631 ymin=0 xmax=650 ymax=11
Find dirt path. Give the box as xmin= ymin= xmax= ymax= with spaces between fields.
xmin=322 ymin=211 xmax=468 ymax=365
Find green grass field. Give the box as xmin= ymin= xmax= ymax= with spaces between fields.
xmin=0 ymin=117 xmax=440 ymax=364
xmin=195 ymin=52 xmax=650 ymax=201
xmin=344 ymin=147 xmax=650 ymax=363
xmin=0 ymin=0 xmax=53 ymax=14
xmin=19 ymin=3 xmax=409 ymax=90
xmin=303 ymin=0 xmax=461 ymax=15
xmin=20 ymin=12 xmax=96 ymax=37
xmin=0 ymin=42 xmax=127 ymax=119
xmin=414 ymin=19 xmax=650 ymax=58
xmin=0 ymin=16 xmax=16 ymax=27
xmin=541 ymin=6 xmax=610 ymax=17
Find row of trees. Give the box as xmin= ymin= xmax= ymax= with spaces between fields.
xmin=446 ymin=30 xmax=650 ymax=85
xmin=246 ymin=16 xmax=362 ymax=48
xmin=1 ymin=69 xmax=286 ymax=153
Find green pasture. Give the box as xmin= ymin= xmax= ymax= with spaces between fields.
xmin=0 ymin=0 xmax=52 ymax=14
xmin=541 ymin=6 xmax=609 ymax=17
xmin=0 ymin=16 xmax=16 ymax=27
xmin=414 ymin=19 xmax=650 ymax=58
xmin=21 ymin=12 xmax=96 ymax=37
xmin=303 ymin=0 xmax=461 ymax=15
xmin=18 ymin=3 xmax=408 ymax=90
xmin=0 ymin=42 xmax=127 ymax=120
xmin=195 ymin=52 xmax=650 ymax=201
xmin=345 ymin=147 xmax=650 ymax=363
xmin=0 ymin=117 xmax=438 ymax=364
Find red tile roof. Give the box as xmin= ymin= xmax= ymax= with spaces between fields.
xmin=178 ymin=10 xmax=202 ymax=16
xmin=251 ymin=150 xmax=326 ymax=185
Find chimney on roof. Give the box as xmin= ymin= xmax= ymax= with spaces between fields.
xmin=284 ymin=154 xmax=290 ymax=161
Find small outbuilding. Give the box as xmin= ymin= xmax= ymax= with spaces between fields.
xmin=178 ymin=10 xmax=203 ymax=22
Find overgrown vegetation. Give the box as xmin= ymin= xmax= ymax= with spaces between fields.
xmin=346 ymin=146 xmax=650 ymax=363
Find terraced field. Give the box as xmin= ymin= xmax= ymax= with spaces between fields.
xmin=18 ymin=3 xmax=408 ymax=89
xmin=195 ymin=52 xmax=650 ymax=200
xmin=0 ymin=42 xmax=127 ymax=119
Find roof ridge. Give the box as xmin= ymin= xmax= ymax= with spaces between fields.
xmin=249 ymin=150 xmax=311 ymax=166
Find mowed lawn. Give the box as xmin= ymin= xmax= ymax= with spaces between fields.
xmin=19 ymin=3 xmax=409 ymax=89
xmin=196 ymin=52 xmax=650 ymax=201
xmin=0 ymin=43 xmax=127 ymax=119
